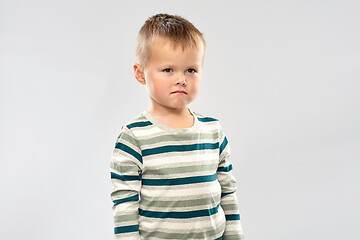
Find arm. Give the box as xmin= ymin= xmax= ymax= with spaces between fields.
xmin=217 ymin=127 xmax=245 ymax=240
xmin=110 ymin=126 xmax=143 ymax=240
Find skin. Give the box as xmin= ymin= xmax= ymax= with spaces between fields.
xmin=133 ymin=37 xmax=205 ymax=128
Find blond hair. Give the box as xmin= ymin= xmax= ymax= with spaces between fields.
xmin=135 ymin=13 xmax=205 ymax=67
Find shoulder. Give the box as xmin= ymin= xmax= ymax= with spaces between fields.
xmin=193 ymin=111 xmax=219 ymax=123
xmin=115 ymin=112 xmax=151 ymax=141
xmin=122 ymin=112 xmax=150 ymax=130
xmin=192 ymin=111 xmax=225 ymax=131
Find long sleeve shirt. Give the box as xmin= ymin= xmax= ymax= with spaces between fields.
xmin=110 ymin=108 xmax=245 ymax=239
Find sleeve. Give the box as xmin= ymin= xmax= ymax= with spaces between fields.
xmin=217 ymin=125 xmax=245 ymax=239
xmin=109 ymin=126 xmax=143 ymax=240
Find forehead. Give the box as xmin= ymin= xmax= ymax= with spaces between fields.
xmin=148 ymin=37 xmax=205 ymax=64
xmin=151 ymin=36 xmax=204 ymax=51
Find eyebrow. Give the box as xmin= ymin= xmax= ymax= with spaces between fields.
xmin=158 ymin=60 xmax=201 ymax=68
xmin=187 ymin=64 xmax=201 ymax=69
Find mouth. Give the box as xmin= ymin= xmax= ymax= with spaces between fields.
xmin=171 ymin=90 xmax=187 ymax=94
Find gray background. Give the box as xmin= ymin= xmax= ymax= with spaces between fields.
xmin=1 ymin=0 xmax=359 ymax=239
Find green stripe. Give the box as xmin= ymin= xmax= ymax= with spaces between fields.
xmin=110 ymin=162 xmax=139 ymax=173
xmin=114 ymin=224 xmax=138 ymax=234
xmin=139 ymin=204 xmax=220 ymax=219
xmin=144 ymin=163 xmax=217 ymax=175
xmin=221 ymin=203 xmax=239 ymax=211
xmin=114 ymin=214 xmax=138 ymax=224
xmin=220 ymin=181 xmax=237 ymax=191
xmin=113 ymin=194 xmax=139 ymax=206
xmin=142 ymin=173 xmax=217 ymax=186
xmin=218 ymin=164 xmax=232 ymax=172
xmin=138 ymin=132 xmax=219 ymax=146
xmin=221 ymin=191 xmax=235 ymax=197
xmin=127 ymin=121 xmax=152 ymax=129
xmin=111 ymin=172 xmax=141 ymax=181
xmin=225 ymin=214 xmax=240 ymax=220
xmin=197 ymin=116 xmax=218 ymax=122
xmin=140 ymin=195 xmax=221 ymax=208
xmin=220 ymin=136 xmax=228 ymax=155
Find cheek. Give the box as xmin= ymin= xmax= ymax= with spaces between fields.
xmin=189 ymin=78 xmax=201 ymax=94
xmin=147 ymin=76 xmax=171 ymax=97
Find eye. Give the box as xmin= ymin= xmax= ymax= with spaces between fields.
xmin=163 ymin=68 xmax=173 ymax=73
xmin=187 ymin=68 xmax=196 ymax=73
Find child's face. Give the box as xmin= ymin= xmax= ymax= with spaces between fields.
xmin=135 ymin=38 xmax=204 ymax=113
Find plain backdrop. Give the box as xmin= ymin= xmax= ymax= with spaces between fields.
xmin=1 ymin=0 xmax=359 ymax=239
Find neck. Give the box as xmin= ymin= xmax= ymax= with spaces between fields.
xmin=147 ymin=104 xmax=190 ymax=118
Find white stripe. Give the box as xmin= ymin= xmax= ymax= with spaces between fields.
xmin=132 ymin=126 xmax=163 ymax=139
xmin=143 ymin=150 xmax=218 ymax=166
xmin=141 ymin=181 xmax=221 ymax=198
xmin=139 ymin=212 xmax=225 ymax=231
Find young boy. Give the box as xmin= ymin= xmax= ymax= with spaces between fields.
xmin=110 ymin=13 xmax=245 ymax=239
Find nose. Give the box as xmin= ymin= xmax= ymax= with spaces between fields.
xmin=176 ymin=75 xmax=187 ymax=86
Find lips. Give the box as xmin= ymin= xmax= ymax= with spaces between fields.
xmin=171 ymin=90 xmax=187 ymax=94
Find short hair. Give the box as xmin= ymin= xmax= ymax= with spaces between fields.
xmin=135 ymin=13 xmax=206 ymax=67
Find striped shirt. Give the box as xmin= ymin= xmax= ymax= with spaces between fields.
xmin=110 ymin=108 xmax=245 ymax=239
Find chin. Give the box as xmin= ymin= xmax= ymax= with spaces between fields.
xmin=167 ymin=105 xmax=188 ymax=111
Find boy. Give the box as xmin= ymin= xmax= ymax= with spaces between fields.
xmin=110 ymin=13 xmax=245 ymax=239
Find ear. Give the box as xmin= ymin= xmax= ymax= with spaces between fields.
xmin=133 ymin=63 xmax=146 ymax=85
